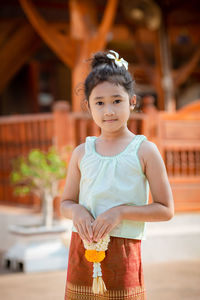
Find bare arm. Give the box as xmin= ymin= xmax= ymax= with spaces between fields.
xmin=60 ymin=144 xmax=94 ymax=242
xmin=117 ymin=141 xmax=174 ymax=222
xmin=60 ymin=145 xmax=81 ymax=219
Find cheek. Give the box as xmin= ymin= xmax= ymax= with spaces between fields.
xmin=90 ymin=108 xmax=102 ymax=122
xmin=118 ymin=104 xmax=130 ymax=115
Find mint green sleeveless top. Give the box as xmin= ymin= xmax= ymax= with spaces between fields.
xmin=72 ymin=135 xmax=149 ymax=240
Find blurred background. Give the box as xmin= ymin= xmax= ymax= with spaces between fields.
xmin=0 ymin=0 xmax=200 ymax=299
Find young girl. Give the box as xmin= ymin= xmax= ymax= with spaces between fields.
xmin=61 ymin=50 xmax=174 ymax=300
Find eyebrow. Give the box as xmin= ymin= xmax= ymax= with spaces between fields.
xmin=93 ymin=94 xmax=123 ymax=100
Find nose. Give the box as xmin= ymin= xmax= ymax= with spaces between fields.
xmin=104 ymin=105 xmax=115 ymax=116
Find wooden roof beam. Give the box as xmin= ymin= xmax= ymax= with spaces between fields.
xmin=90 ymin=0 xmax=118 ymax=52
xmin=19 ymin=0 xmax=76 ymax=68
xmin=17 ymin=0 xmax=118 ymax=111
xmin=174 ymin=44 xmax=200 ymax=87
xmin=132 ymin=29 xmax=155 ymax=86
xmin=0 ymin=23 xmax=41 ymax=93
xmin=69 ymin=0 xmax=97 ymax=39
xmin=0 ymin=20 xmax=20 ymax=46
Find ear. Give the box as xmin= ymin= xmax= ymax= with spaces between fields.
xmin=84 ymin=99 xmax=91 ymax=113
xmin=130 ymin=95 xmax=136 ymax=106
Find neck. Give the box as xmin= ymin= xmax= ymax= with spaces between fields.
xmin=99 ymin=125 xmax=133 ymax=141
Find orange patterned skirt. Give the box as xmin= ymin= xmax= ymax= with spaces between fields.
xmin=65 ymin=232 xmax=146 ymax=300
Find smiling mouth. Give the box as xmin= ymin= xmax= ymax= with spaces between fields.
xmin=103 ymin=119 xmax=117 ymax=122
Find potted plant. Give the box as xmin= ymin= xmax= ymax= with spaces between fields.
xmin=10 ymin=147 xmax=69 ymax=227
xmin=4 ymin=146 xmax=72 ymax=273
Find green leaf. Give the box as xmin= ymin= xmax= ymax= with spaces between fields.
xmin=20 ymin=163 xmax=31 ymax=176
xmin=10 ymin=146 xmax=69 ymax=198
xmin=28 ymin=149 xmax=45 ymax=163
xmin=14 ymin=186 xmax=30 ymax=196
xmin=10 ymin=172 xmax=21 ymax=183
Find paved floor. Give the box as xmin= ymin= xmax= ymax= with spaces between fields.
xmin=144 ymin=261 xmax=200 ymax=300
xmin=0 ymin=205 xmax=200 ymax=299
xmin=0 ymin=260 xmax=200 ymax=300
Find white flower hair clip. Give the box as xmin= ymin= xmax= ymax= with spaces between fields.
xmin=107 ymin=50 xmax=128 ymax=70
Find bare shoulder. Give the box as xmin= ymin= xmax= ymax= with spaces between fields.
xmin=72 ymin=143 xmax=86 ymax=169
xmin=139 ymin=140 xmax=160 ymax=157
xmin=138 ymin=140 xmax=162 ymax=173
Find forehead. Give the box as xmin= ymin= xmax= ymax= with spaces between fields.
xmin=89 ymin=81 xmax=128 ymax=100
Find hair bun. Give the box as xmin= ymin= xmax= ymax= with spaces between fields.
xmin=91 ymin=51 xmax=112 ymax=69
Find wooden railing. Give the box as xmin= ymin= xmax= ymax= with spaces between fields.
xmin=1 ymin=99 xmax=200 ymax=212
xmin=0 ymin=113 xmax=53 ymax=206
xmin=52 ymin=101 xmax=149 ymax=151
xmin=71 ymin=112 xmax=148 ymax=145
xmin=157 ymin=101 xmax=200 ymax=211
xmin=0 ymin=102 xmax=148 ymax=208
xmin=164 ymin=149 xmax=200 ymax=177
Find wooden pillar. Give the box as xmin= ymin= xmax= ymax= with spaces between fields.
xmin=52 ymin=100 xmax=76 ymax=218
xmin=142 ymin=95 xmax=159 ymax=143
xmin=69 ymin=0 xmax=118 ymax=112
xmin=154 ymin=18 xmax=176 ymax=112
xmin=71 ymin=43 xmax=91 ymax=112
xmin=159 ymin=20 xmax=176 ymax=112
xmin=53 ymin=101 xmax=76 ymax=151
xmin=154 ymin=30 xmax=165 ymax=111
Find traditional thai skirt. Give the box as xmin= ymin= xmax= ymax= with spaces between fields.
xmin=65 ymin=232 xmax=146 ymax=300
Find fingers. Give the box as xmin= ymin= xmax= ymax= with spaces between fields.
xmin=72 ymin=206 xmax=95 ymax=242
xmin=93 ymin=224 xmax=111 ymax=242
xmin=76 ymin=221 xmax=110 ymax=243
xmin=75 ymin=221 xmax=93 ymax=243
xmin=86 ymin=221 xmax=93 ymax=241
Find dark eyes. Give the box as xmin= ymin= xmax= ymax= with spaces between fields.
xmin=96 ymin=100 xmax=121 ymax=105
xmin=96 ymin=101 xmax=104 ymax=105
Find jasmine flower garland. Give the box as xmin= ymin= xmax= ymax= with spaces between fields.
xmin=83 ymin=234 xmax=110 ymax=294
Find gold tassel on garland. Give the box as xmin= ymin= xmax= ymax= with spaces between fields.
xmin=83 ymin=235 xmax=110 ymax=295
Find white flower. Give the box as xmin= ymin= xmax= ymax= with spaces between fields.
xmin=83 ymin=234 xmax=110 ymax=251
xmin=107 ymin=50 xmax=120 ymax=60
xmin=107 ymin=50 xmax=128 ymax=70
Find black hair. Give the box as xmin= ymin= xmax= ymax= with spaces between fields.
xmin=84 ymin=51 xmax=135 ymax=102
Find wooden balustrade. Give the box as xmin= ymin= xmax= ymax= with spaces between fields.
xmin=165 ymin=149 xmax=200 ymax=177
xmin=0 ymin=101 xmax=148 ymax=208
xmin=52 ymin=101 xmax=148 ymax=151
xmin=0 ymin=113 xmax=53 ymax=206
xmin=1 ymin=99 xmax=200 ymax=213
xmin=157 ymin=100 xmax=200 ymax=211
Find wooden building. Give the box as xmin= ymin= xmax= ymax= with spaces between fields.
xmin=0 ymin=0 xmax=200 ymax=114
xmin=0 ymin=0 xmax=200 ymax=213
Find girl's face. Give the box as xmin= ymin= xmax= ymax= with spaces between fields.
xmin=87 ymin=81 xmax=136 ymax=133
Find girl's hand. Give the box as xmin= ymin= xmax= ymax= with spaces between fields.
xmin=72 ymin=205 xmax=95 ymax=242
xmin=92 ymin=207 xmax=122 ymax=242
